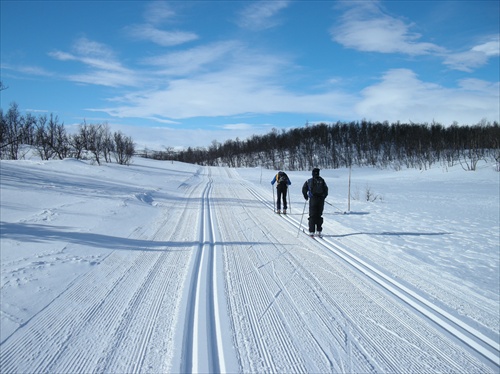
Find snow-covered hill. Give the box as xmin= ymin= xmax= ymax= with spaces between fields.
xmin=1 ymin=156 xmax=499 ymax=373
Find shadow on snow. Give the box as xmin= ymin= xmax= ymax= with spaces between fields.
xmin=0 ymin=222 xmax=269 ymax=252
xmin=323 ymin=231 xmax=451 ymax=238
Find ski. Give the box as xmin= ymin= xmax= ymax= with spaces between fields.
xmin=302 ymin=229 xmax=322 ymax=239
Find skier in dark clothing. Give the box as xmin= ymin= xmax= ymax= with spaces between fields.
xmin=271 ymin=171 xmax=291 ymax=214
xmin=302 ymin=168 xmax=328 ymax=236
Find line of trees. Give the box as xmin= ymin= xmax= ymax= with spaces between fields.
xmin=150 ymin=120 xmax=499 ymax=171
xmin=0 ymin=102 xmax=135 ymax=165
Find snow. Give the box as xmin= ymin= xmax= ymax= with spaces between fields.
xmin=1 ymin=155 xmax=499 ymax=373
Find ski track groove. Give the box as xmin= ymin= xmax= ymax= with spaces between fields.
xmin=333 ymin=231 xmax=499 ymax=334
xmin=179 ymin=167 xmax=230 ymax=374
xmin=317 ymin=234 xmax=499 ymax=368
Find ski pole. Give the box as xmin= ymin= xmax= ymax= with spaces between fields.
xmin=288 ymin=187 xmax=291 ymax=214
xmin=325 ymin=199 xmax=345 ymax=214
xmin=272 ymin=184 xmax=275 ymax=213
xmin=297 ymin=199 xmax=307 ymax=237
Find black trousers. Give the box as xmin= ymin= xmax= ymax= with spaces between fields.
xmin=276 ymin=185 xmax=288 ymax=210
xmin=308 ymin=197 xmax=325 ymax=232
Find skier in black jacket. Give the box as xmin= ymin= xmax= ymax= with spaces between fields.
xmin=302 ymin=168 xmax=328 ymax=236
xmin=271 ymin=170 xmax=291 ymax=214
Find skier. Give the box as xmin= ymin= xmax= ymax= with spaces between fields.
xmin=302 ymin=168 xmax=328 ymax=236
xmin=271 ymin=170 xmax=291 ymax=214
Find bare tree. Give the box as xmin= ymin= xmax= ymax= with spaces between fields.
xmin=113 ymin=131 xmax=135 ymax=165
xmin=33 ymin=114 xmax=69 ymax=160
xmin=69 ymin=132 xmax=85 ymax=160
xmin=78 ymin=122 xmax=99 ymax=164
xmin=34 ymin=115 xmax=54 ymax=160
xmin=2 ymin=103 xmax=22 ymax=159
xmin=101 ymin=123 xmax=114 ymax=163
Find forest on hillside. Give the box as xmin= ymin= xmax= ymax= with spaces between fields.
xmin=149 ymin=120 xmax=500 ymax=171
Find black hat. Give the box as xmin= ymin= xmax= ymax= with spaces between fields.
xmin=312 ymin=168 xmax=320 ymax=177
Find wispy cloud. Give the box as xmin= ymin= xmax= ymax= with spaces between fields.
xmin=127 ymin=25 xmax=198 ymax=47
xmin=356 ymin=69 xmax=499 ymax=124
xmin=95 ymin=60 xmax=355 ymax=121
xmin=49 ymin=37 xmax=138 ymax=87
xmin=143 ymin=1 xmax=176 ymax=25
xmin=221 ymin=123 xmax=255 ymax=131
xmin=331 ymin=1 xmax=444 ymax=55
xmin=25 ymin=108 xmax=50 ymax=113
xmin=110 ymin=122 xmax=273 ymax=149
xmin=142 ymin=41 xmax=242 ymax=76
xmin=97 ymin=45 xmax=301 ymax=119
xmin=1 ymin=63 xmax=54 ymax=77
xmin=331 ymin=1 xmax=499 ymax=73
xmin=443 ymin=35 xmax=500 ymax=72
xmin=126 ymin=1 xmax=198 ymax=46
xmin=237 ymin=0 xmax=290 ymax=31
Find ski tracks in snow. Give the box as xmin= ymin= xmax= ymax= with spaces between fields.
xmin=0 ymin=167 xmax=208 ymax=373
xmin=177 ymin=168 xmax=237 ymax=373
xmin=1 ymin=165 xmax=498 ymax=373
xmin=218 ymin=172 xmax=498 ymax=373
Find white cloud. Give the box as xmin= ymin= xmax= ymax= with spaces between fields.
xmin=49 ymin=51 xmax=76 ymax=61
xmin=51 ymin=35 xmax=497 ymax=132
xmin=472 ymin=38 xmax=500 ymax=56
xmin=25 ymin=108 xmax=50 ymax=113
xmin=72 ymin=37 xmax=115 ymax=59
xmin=221 ymin=123 xmax=254 ymax=131
xmin=356 ymin=69 xmax=500 ymax=124
xmin=331 ymin=1 xmax=444 ymax=55
xmin=93 ymin=44 xmax=498 ymax=127
xmin=94 ymin=58 xmax=355 ymax=121
xmin=2 ymin=63 xmax=54 ymax=77
xmin=67 ymin=70 xmax=137 ymax=88
xmin=92 ymin=40 xmax=359 ymax=121
xmin=237 ymin=0 xmax=290 ymax=31
xmin=127 ymin=24 xmax=198 ymax=47
xmin=49 ymin=37 xmax=139 ymax=87
xmin=143 ymin=1 xmax=175 ymax=25
xmin=107 ymin=122 xmax=273 ymax=150
xmin=125 ymin=2 xmax=198 ymax=47
xmin=443 ymin=36 xmax=500 ymax=72
xmin=142 ymin=41 xmax=240 ymax=76
xmin=332 ymin=3 xmax=499 ymax=73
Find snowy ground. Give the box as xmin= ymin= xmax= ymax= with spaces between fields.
xmin=0 ymin=156 xmax=499 ymax=373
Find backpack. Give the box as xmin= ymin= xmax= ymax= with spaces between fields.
xmin=310 ymin=177 xmax=326 ymax=197
xmin=277 ymin=171 xmax=289 ymax=185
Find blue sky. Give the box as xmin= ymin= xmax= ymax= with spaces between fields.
xmin=1 ymin=1 xmax=499 ymax=150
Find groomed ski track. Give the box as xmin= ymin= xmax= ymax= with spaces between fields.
xmin=0 ymin=166 xmax=498 ymax=373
